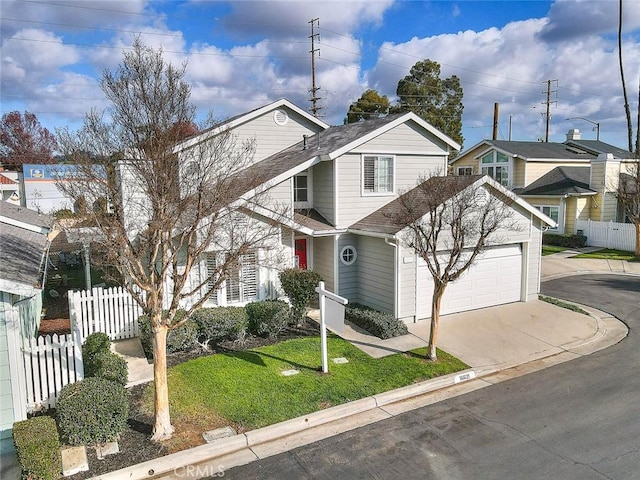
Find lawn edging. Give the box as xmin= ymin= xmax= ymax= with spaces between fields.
xmin=90 ymin=368 xmax=478 ymax=480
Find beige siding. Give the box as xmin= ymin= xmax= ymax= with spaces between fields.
xmin=312 ymin=236 xmax=335 ymax=292
xmin=230 ymin=107 xmax=324 ymax=163
xmin=351 ymin=122 xmax=451 ymax=155
xmin=590 ymin=161 xmax=606 ymax=220
xmin=451 ymin=155 xmax=478 ymax=175
xmin=524 ymin=162 xmax=589 ymax=186
xmin=312 ymin=161 xmax=334 ymax=225
xmin=355 ymin=236 xmax=395 ymax=314
xmin=513 ymin=158 xmax=526 ymax=188
xmin=336 ymin=153 xmax=445 ymax=227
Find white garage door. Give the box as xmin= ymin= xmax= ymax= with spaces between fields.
xmin=417 ymin=244 xmax=522 ymax=318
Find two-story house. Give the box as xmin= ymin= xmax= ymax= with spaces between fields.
xmin=450 ymin=130 xmax=638 ymax=234
xmin=127 ymin=99 xmax=554 ymax=323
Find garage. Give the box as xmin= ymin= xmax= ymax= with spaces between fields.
xmin=416 ymin=244 xmax=523 ymax=318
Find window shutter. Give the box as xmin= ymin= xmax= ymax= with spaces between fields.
xmin=363 ymin=156 xmax=375 ymax=192
xmin=206 ymin=253 xmax=219 ymax=305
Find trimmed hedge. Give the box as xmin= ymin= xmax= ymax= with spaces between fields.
xmin=56 ymin=377 xmax=129 ymax=446
xmin=543 ymin=232 xmax=587 ymax=248
xmin=85 ymin=351 xmax=128 ymax=386
xmin=246 ymin=300 xmax=290 ymax=338
xmin=13 ymin=416 xmax=61 ymax=480
xmin=82 ymin=332 xmax=111 ymax=363
xmin=192 ymin=307 xmax=247 ymax=345
xmin=138 ymin=310 xmax=198 ymax=356
xmin=345 ymin=303 xmax=408 ymax=339
xmin=279 ymin=268 xmax=323 ymax=325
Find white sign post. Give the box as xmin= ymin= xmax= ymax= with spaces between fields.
xmin=315 ymin=281 xmax=348 ymax=373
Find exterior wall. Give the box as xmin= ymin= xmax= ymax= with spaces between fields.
xmin=312 ymin=236 xmax=335 ymax=292
xmin=264 ymin=180 xmax=292 ymax=218
xmin=398 ymin=245 xmax=417 ymax=321
xmin=523 ymin=162 xmax=589 ymax=186
xmin=336 ymin=153 xmax=445 ymax=228
xmin=513 ymin=158 xmax=526 ymax=188
xmin=0 ymin=296 xmax=14 ymax=455
xmin=311 ymin=161 xmax=334 ymax=225
xmin=527 ymin=219 xmax=543 ymax=301
xmin=522 ymin=196 xmax=563 ymax=232
xmin=565 ymin=197 xmax=592 ymax=234
xmin=337 ymin=234 xmax=358 ymax=300
xmin=354 ymin=236 xmax=395 ymax=314
xmin=229 ymin=107 xmax=323 ymax=163
xmin=450 ymin=154 xmax=478 ymax=175
xmin=590 ymin=158 xmax=620 ymax=222
xmin=351 ymin=121 xmax=451 ymax=155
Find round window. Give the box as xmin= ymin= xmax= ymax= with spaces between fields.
xmin=340 ymin=245 xmax=357 ymax=265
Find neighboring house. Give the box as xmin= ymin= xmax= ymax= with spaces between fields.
xmin=0 ymin=202 xmax=53 ymax=454
xmin=122 ymin=98 xmax=554 ymax=324
xmin=450 ymin=129 xmax=638 ymax=234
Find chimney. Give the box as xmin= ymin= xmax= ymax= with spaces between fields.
xmin=566 ymin=129 xmax=581 ymax=141
xmin=303 ymin=135 xmax=308 ymax=150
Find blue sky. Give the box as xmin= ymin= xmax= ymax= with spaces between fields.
xmin=1 ymin=0 xmax=639 ymax=151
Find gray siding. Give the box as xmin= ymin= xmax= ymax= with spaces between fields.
xmin=263 ymin=180 xmax=292 ymax=218
xmin=355 ymin=236 xmax=395 ymax=314
xmin=0 ymin=295 xmax=15 ymax=454
xmin=351 ymin=121 xmax=451 ymax=155
xmin=337 ymin=234 xmax=358 ymax=300
xmin=336 ymin=152 xmax=446 ymax=228
xmin=312 ymin=236 xmax=335 ymax=292
xmin=231 ymin=107 xmax=323 ymax=163
xmin=312 ymin=161 xmax=334 ymax=225
xmin=399 ymin=246 xmax=417 ymax=320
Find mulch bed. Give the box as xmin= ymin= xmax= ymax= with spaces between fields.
xmin=64 ymin=318 xmax=320 ymax=479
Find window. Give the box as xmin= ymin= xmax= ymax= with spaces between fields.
xmin=226 ymin=252 xmax=258 ymax=303
xmin=480 ymin=151 xmax=510 ymax=187
xmin=340 ymin=245 xmax=357 ymax=265
xmin=536 ymin=206 xmax=559 ymax=230
xmin=363 ymin=155 xmax=394 ymax=194
xmin=294 ymin=172 xmax=308 ymax=202
xmin=457 ymin=166 xmax=473 ymax=175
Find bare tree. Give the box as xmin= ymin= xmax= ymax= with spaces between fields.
xmin=617 ymin=164 xmax=640 ymax=256
xmin=619 ymin=0 xmax=634 ymax=153
xmin=391 ymin=175 xmax=518 ymax=360
xmin=56 ymin=39 xmax=285 ymax=441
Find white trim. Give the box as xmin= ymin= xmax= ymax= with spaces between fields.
xmin=339 ymin=245 xmax=357 ymax=265
xmin=333 ymin=157 xmax=339 ymax=227
xmin=175 ymin=99 xmax=329 ymax=152
xmin=329 ymin=112 xmax=460 ymax=161
xmin=456 ymin=166 xmax=474 ymax=175
xmin=384 ymin=237 xmax=399 ymax=319
xmin=361 ymin=154 xmax=396 ymax=196
xmin=273 ymin=109 xmax=289 ymax=126
xmin=333 ymin=235 xmax=340 ymax=293
xmin=0 ymin=215 xmax=50 ymax=235
xmin=2 ymin=293 xmax=29 ymax=424
xmin=520 ymin=241 xmax=529 ymax=302
xmin=293 ymin=169 xmax=313 ymax=209
xmin=0 ymin=279 xmax=40 ymax=297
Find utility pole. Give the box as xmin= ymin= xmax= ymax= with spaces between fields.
xmin=542 ymin=79 xmax=558 ymax=142
xmin=492 ymin=102 xmax=499 ymax=140
xmin=308 ymin=18 xmax=322 ymax=117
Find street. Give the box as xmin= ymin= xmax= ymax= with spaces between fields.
xmin=215 ymin=275 xmax=640 ymax=479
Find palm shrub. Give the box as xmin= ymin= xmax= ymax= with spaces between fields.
xmin=278 ymin=268 xmax=322 ymax=325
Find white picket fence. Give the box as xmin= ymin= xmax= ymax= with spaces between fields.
xmin=70 ymin=286 xmax=143 ymax=343
xmin=576 ymin=219 xmax=637 ymax=252
xmin=22 ymin=331 xmax=84 ymax=411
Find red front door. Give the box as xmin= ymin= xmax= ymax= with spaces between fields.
xmin=295 ymin=238 xmax=308 ymax=269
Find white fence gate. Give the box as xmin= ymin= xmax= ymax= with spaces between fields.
xmin=22 ymin=331 xmax=83 ymax=411
xmin=69 ymin=286 xmax=143 ymax=343
xmin=576 ymin=219 xmax=637 ymax=252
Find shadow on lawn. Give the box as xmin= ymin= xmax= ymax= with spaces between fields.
xmin=219 ymin=348 xmax=320 ymax=372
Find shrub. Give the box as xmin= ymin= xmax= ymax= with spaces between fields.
xmin=82 ymin=332 xmax=111 ymax=363
xmin=57 ymin=377 xmax=129 ymax=446
xmin=13 ymin=416 xmax=61 ymax=480
xmin=278 ymin=268 xmax=323 ymax=325
xmin=85 ymin=351 xmax=128 ymax=386
xmin=543 ymin=233 xmax=587 ymax=248
xmin=192 ymin=307 xmax=247 ymax=345
xmin=138 ymin=310 xmax=198 ymax=356
xmin=246 ymin=300 xmax=290 ymax=338
xmin=345 ymin=303 xmax=408 ymax=339
xmin=53 ymin=208 xmax=75 ymax=220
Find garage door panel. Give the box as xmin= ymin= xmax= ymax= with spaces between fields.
xmin=417 ymin=245 xmax=522 ymax=318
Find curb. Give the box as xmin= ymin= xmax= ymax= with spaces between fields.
xmin=91 ymin=306 xmax=628 ymax=480
xmin=542 ymin=269 xmax=640 ymax=282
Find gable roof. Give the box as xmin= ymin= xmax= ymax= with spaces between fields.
xmin=565 ymin=139 xmax=635 ymax=160
xmin=470 ymin=140 xmax=596 ymax=161
xmin=349 ymin=175 xmax=555 ymax=236
xmin=517 ymin=166 xmax=596 ymax=196
xmin=0 ymin=174 xmax=17 ymax=185
xmin=175 ymin=98 xmax=330 ymax=152
xmin=235 ymin=113 xmax=461 ymax=202
xmin=0 ymin=202 xmax=53 ymax=294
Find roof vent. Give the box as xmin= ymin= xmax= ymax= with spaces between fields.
xmin=273 ymin=109 xmax=289 ymax=126
xmin=566 ymin=128 xmax=581 ymax=141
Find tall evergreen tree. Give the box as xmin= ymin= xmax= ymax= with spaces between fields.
xmin=345 ymin=89 xmax=391 ymax=124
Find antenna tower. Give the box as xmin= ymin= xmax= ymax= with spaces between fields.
xmin=308 ymin=18 xmax=322 ymax=117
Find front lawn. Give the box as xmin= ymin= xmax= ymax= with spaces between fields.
xmin=542 ymin=245 xmax=566 ymax=256
xmin=574 ymin=248 xmax=637 ymax=261
xmin=140 ymin=336 xmax=468 ymax=436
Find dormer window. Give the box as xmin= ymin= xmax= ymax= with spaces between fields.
xmin=294 ymin=170 xmax=312 ymax=208
xmin=480 ymin=151 xmax=510 ymax=187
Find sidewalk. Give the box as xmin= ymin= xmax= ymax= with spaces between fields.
xmin=542 ymin=248 xmax=640 ymax=280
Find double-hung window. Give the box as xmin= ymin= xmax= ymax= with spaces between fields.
xmin=480 ymin=151 xmax=510 ymax=187
xmin=536 ymin=206 xmax=559 ymax=230
xmin=362 ymin=155 xmax=394 ymax=195
xmin=293 ymin=170 xmax=312 ymax=208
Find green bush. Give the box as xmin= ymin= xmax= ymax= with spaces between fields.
xmin=278 ymin=268 xmax=323 ymax=325
xmin=85 ymin=351 xmax=128 ymax=386
xmin=82 ymin=332 xmax=111 ymax=363
xmin=13 ymin=416 xmax=61 ymax=480
xmin=192 ymin=307 xmax=247 ymax=345
xmin=246 ymin=300 xmax=290 ymax=338
xmin=543 ymin=233 xmax=587 ymax=248
xmin=57 ymin=377 xmax=129 ymax=446
xmin=345 ymin=303 xmax=408 ymax=339
xmin=138 ymin=310 xmax=198 ymax=356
